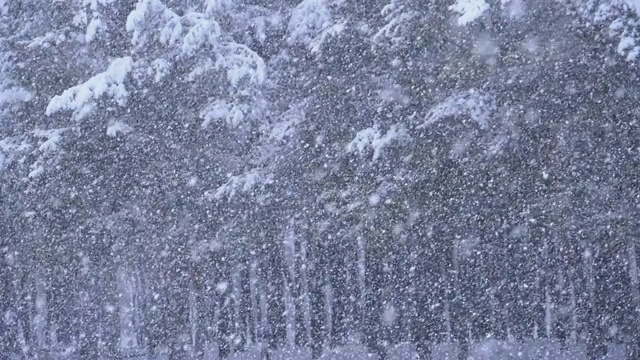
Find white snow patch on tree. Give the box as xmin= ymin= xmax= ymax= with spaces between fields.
xmin=450 ymin=0 xmax=490 ymax=26
xmin=376 ymin=79 xmax=411 ymax=105
xmin=205 ymin=0 xmax=234 ymax=15
xmin=191 ymin=239 xmax=222 ymax=261
xmin=626 ymin=0 xmax=640 ymax=13
xmin=28 ymin=164 xmax=44 ymax=178
xmin=22 ymin=32 xmax=64 ymax=49
xmin=32 ymin=128 xmax=66 ymax=153
xmin=373 ymin=1 xmax=418 ymax=47
xmin=288 ymin=0 xmax=343 ymax=53
xmin=347 ymin=124 xmax=409 ymax=161
xmin=501 ymin=0 xmax=526 ymax=19
xmin=268 ymin=103 xmax=306 ymax=141
xmin=200 ymin=100 xmax=248 ymax=128
xmin=106 ymin=121 xmax=133 ymax=137
xmin=0 ymin=87 xmax=32 ymax=105
xmin=46 ymin=57 xmax=134 ymax=120
xmin=616 ymin=32 xmax=640 ymax=61
xmin=584 ymin=0 xmax=640 ymax=62
xmin=149 ymin=58 xmax=171 ymax=82
xmin=85 ymin=17 xmax=104 ymax=43
xmin=216 ymin=43 xmax=267 ymax=86
xmin=207 ymin=169 xmax=274 ymax=200
xmin=309 ymin=22 xmax=345 ymax=53
xmin=126 ymin=0 xmax=183 ymax=48
xmin=420 ymin=89 xmax=495 ymax=130
xmin=180 ymin=14 xmax=222 ymax=56
xmin=187 ymin=58 xmax=215 ymax=81
xmin=455 ymin=236 xmax=480 ymax=259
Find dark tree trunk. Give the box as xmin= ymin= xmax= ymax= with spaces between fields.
xmin=329 ymin=239 xmax=348 ymax=347
xmin=364 ymin=246 xmax=386 ymax=360
xmin=309 ymin=240 xmax=326 ymax=359
xmin=0 ymin=259 xmax=19 ymax=356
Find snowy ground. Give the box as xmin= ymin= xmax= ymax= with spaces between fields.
xmin=224 ymin=341 xmax=626 ymax=360
xmin=24 ymin=340 xmax=628 ymax=360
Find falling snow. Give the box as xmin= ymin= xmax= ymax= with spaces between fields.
xmin=0 ymin=0 xmax=638 ymax=360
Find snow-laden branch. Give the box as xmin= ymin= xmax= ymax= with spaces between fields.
xmin=216 ymin=42 xmax=267 ymax=86
xmin=0 ymin=87 xmax=32 ymax=105
xmin=419 ymin=89 xmax=495 ymax=130
xmin=266 ymin=103 xmax=306 ymax=141
xmin=347 ymin=124 xmax=409 ymax=161
xmin=106 ymin=121 xmax=133 ymax=137
xmin=574 ymin=0 xmax=640 ymax=61
xmin=449 ymin=0 xmax=490 ymax=26
xmin=601 ymin=2 xmax=640 ymax=61
xmin=127 ymin=1 xmax=263 ymax=86
xmin=206 ymin=169 xmax=274 ymax=200
xmin=0 ymin=136 xmax=29 ymax=174
xmin=288 ymin=0 xmax=345 ymax=53
xmin=181 ymin=13 xmax=222 ymax=56
xmin=372 ymin=1 xmax=418 ymax=47
xmin=45 ymin=57 xmax=134 ymax=120
xmin=200 ymin=100 xmax=248 ymax=128
xmin=32 ymin=128 xmax=67 ymax=153
xmin=127 ymin=0 xmax=222 ymax=54
xmin=126 ymin=0 xmax=183 ymax=47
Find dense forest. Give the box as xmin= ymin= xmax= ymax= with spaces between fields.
xmin=0 ymin=0 xmax=639 ymax=359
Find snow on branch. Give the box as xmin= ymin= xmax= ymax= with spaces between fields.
xmin=372 ymin=1 xmax=418 ymax=47
xmin=0 ymin=128 xmax=68 ymax=179
xmin=601 ymin=2 xmax=640 ymax=61
xmin=106 ymin=120 xmax=133 ymax=137
xmin=206 ymin=169 xmax=274 ymax=200
xmin=267 ymin=103 xmax=306 ymax=141
xmin=45 ymin=57 xmax=134 ymax=120
xmin=347 ymin=124 xmax=409 ymax=161
xmin=22 ymin=32 xmax=66 ymax=49
xmin=216 ymin=42 xmax=266 ymax=86
xmin=288 ymin=0 xmax=344 ymax=53
xmin=126 ymin=1 xmax=263 ymax=89
xmin=200 ymin=100 xmax=248 ymax=128
xmin=180 ymin=13 xmax=222 ymax=56
xmin=0 ymin=136 xmax=29 ymax=174
xmin=74 ymin=0 xmax=113 ymax=44
xmin=576 ymin=0 xmax=640 ymax=61
xmin=0 ymin=87 xmax=32 ymax=106
xmin=449 ymin=0 xmax=490 ymax=26
xmin=32 ymin=128 xmax=67 ymax=153
xmin=127 ymin=0 xmax=222 ymax=54
xmin=204 ymin=0 xmax=235 ymax=16
xmin=419 ymin=89 xmax=495 ymax=130
xmin=126 ymin=0 xmax=183 ymax=48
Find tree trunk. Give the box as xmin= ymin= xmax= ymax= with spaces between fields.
xmin=626 ymin=236 xmax=640 ymax=359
